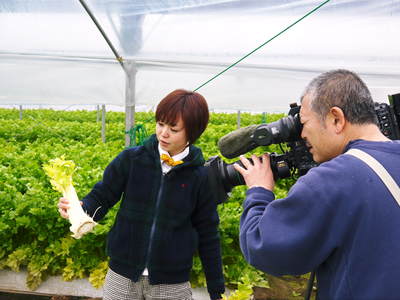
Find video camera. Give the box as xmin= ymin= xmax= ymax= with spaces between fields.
xmin=206 ymin=93 xmax=400 ymax=204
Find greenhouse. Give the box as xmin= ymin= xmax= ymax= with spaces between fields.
xmin=1 ymin=0 xmax=400 ymax=299
xmin=1 ymin=0 xmax=399 ymax=112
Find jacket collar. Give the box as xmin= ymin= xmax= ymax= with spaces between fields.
xmin=144 ymin=134 xmax=205 ymax=168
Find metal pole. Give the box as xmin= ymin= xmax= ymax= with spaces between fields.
xmin=77 ymin=0 xmax=125 ymax=71
xmin=304 ymin=271 xmax=316 ymax=300
xmin=124 ymin=60 xmax=137 ymax=147
xmin=96 ymin=105 xmax=100 ymax=122
xmin=101 ymin=104 xmax=106 ymax=143
xmin=237 ymin=110 xmax=241 ymax=129
xmin=19 ymin=105 xmax=23 ymax=120
xmin=78 ymin=0 xmax=141 ymax=147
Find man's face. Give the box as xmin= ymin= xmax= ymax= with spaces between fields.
xmin=300 ymin=95 xmax=341 ymax=163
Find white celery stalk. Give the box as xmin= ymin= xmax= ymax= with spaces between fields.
xmin=43 ymin=156 xmax=96 ymax=239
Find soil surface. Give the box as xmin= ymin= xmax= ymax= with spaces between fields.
xmin=0 ymin=274 xmax=316 ymax=300
xmin=0 ymin=293 xmax=100 ymax=300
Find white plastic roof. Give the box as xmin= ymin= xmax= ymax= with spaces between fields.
xmin=0 ymin=0 xmax=399 ymax=112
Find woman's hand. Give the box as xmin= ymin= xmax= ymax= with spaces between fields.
xmin=58 ymin=197 xmax=84 ymax=219
xmin=57 ymin=197 xmax=70 ymax=219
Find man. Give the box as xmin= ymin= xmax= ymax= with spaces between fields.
xmin=234 ymin=69 xmax=400 ymax=299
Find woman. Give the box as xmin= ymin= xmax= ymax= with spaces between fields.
xmin=58 ymin=89 xmax=225 ymax=300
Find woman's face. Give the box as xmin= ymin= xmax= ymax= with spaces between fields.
xmin=156 ymin=115 xmax=188 ymax=156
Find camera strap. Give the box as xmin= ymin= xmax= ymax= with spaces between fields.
xmin=345 ymin=148 xmax=400 ymax=207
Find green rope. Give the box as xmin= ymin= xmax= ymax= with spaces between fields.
xmin=193 ymin=0 xmax=331 ymax=92
xmin=125 ymin=124 xmax=148 ymax=147
xmin=125 ymin=115 xmax=155 ymax=147
xmin=261 ymin=112 xmax=267 ymax=123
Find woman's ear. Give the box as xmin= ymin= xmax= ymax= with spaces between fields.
xmin=329 ymin=106 xmax=346 ymax=133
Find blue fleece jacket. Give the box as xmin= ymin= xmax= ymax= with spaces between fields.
xmin=240 ymin=139 xmax=400 ymax=300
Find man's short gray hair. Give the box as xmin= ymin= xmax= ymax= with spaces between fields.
xmin=301 ymin=69 xmax=378 ymax=124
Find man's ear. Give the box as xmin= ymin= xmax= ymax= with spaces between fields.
xmin=329 ymin=106 xmax=346 ymax=133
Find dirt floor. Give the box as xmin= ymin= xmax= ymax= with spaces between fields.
xmin=0 ymin=274 xmax=316 ymax=300
xmin=0 ymin=293 xmax=100 ymax=300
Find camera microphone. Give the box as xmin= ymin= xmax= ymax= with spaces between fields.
xmin=218 ymin=114 xmax=302 ymax=159
xmin=209 ymin=103 xmax=320 ymax=204
xmin=217 ymin=125 xmax=259 ymax=159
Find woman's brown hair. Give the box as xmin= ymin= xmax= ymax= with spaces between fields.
xmin=155 ymin=89 xmax=209 ymax=144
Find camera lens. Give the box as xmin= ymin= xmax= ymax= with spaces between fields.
xmin=252 ymin=114 xmax=302 ymax=146
xmin=218 ymin=155 xmax=291 ymax=192
xmin=223 ymin=159 xmax=248 ymax=188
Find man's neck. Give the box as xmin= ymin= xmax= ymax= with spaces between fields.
xmin=346 ymin=123 xmax=390 ymax=143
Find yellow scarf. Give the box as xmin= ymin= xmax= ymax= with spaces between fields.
xmin=160 ymin=154 xmax=184 ymax=166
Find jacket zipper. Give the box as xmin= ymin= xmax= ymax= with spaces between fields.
xmin=145 ymin=174 xmax=164 ymax=274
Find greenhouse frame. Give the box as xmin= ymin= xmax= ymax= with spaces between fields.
xmin=1 ymin=0 xmax=399 ymax=138
xmin=1 ymin=0 xmax=400 ymax=298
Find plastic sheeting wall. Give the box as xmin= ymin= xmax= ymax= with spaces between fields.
xmin=0 ymin=0 xmax=399 ymax=112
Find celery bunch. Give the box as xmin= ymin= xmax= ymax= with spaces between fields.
xmin=43 ymin=156 xmax=96 ymax=239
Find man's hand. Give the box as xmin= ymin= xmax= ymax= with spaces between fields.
xmin=233 ymin=153 xmax=275 ymax=191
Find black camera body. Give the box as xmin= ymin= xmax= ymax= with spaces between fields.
xmin=207 ymin=93 xmax=400 ymax=204
xmin=374 ymin=96 xmax=400 ymax=140
xmin=255 ymin=103 xmax=318 ymax=179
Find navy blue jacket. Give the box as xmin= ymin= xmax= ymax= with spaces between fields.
xmin=240 ymin=140 xmax=400 ymax=300
xmin=82 ymin=134 xmax=225 ymax=299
